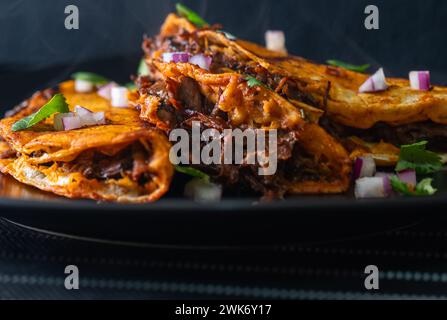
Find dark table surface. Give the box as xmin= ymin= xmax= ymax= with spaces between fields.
xmin=1 ymin=214 xmax=447 ymax=300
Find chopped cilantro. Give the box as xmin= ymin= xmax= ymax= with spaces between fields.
xmin=218 ymin=30 xmax=237 ymax=40
xmin=175 ymin=165 xmax=210 ymax=181
xmin=12 ymin=94 xmax=69 ymax=132
xmin=395 ymin=141 xmax=444 ymax=174
xmin=327 ymin=60 xmax=370 ymax=73
xmin=71 ymin=72 xmax=109 ymax=85
xmin=245 ymin=75 xmax=268 ymax=89
xmin=390 ymin=176 xmax=437 ymax=197
xmin=137 ymin=58 xmax=150 ymax=76
xmin=176 ymin=3 xmax=208 ymax=28
xmin=125 ymin=82 xmax=137 ymax=90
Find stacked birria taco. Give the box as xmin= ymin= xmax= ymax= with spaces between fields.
xmin=0 ymin=81 xmax=173 ymax=203
xmin=130 ymin=14 xmax=353 ymax=199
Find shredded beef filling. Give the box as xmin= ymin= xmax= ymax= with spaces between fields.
xmin=176 ymin=77 xmax=203 ymax=112
xmin=59 ymin=143 xmax=151 ymax=184
xmin=136 ymin=74 xmax=323 ymax=199
xmin=321 ymin=117 xmax=447 ymax=150
xmin=208 ymin=51 xmax=322 ymax=108
xmin=143 ymin=33 xmax=322 ymax=112
xmin=0 ymin=148 xmax=16 ymax=159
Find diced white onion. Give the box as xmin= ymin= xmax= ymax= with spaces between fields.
xmin=409 ymin=71 xmax=430 ymax=91
xmin=163 ymin=52 xmax=213 ymax=71
xmin=359 ymin=68 xmax=388 ymax=93
xmin=73 ymin=105 xmax=105 ymax=126
xmin=54 ymin=106 xmax=106 ymax=131
xmin=97 ymin=82 xmax=118 ymax=100
xmin=184 ymin=178 xmax=222 ymax=203
xmin=62 ymin=115 xmax=82 ymax=131
xmin=265 ymin=30 xmax=287 ymax=53
xmin=353 ymin=156 xmax=376 ymax=179
xmin=163 ymin=52 xmax=191 ymax=63
xmin=91 ymin=112 xmax=106 ymax=123
xmin=74 ymin=105 xmax=92 ymax=116
xmin=375 ymin=172 xmax=393 ymax=196
xmin=53 ymin=112 xmax=74 ymax=131
xmin=355 ymin=177 xmax=387 ymax=199
xmin=83 ymin=112 xmax=106 ymax=127
xmin=75 ymin=79 xmax=94 ymax=93
xmin=189 ymin=54 xmax=212 ymax=70
xmin=111 ymin=87 xmax=129 ymax=108
xmin=397 ymin=169 xmax=417 ymax=187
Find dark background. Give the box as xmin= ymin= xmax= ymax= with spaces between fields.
xmin=1 ymin=0 xmax=446 ymax=77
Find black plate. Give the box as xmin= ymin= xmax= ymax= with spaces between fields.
xmin=0 ymin=58 xmax=446 ymax=247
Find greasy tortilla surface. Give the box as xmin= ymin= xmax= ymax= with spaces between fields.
xmin=158 ymin=15 xmax=447 ymax=129
xmin=198 ymin=29 xmax=447 ymax=129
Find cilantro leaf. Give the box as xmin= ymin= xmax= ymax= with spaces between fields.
xmin=415 ymin=178 xmax=438 ymax=196
xmin=137 ymin=58 xmax=150 ymax=76
xmin=175 ymin=166 xmax=210 ymax=181
xmin=390 ymin=176 xmax=415 ymax=196
xmin=245 ymin=75 xmax=268 ymax=89
xmin=327 ymin=60 xmax=370 ymax=73
xmin=71 ymin=72 xmax=109 ymax=85
xmin=176 ymin=3 xmax=208 ymax=28
xmin=395 ymin=141 xmax=443 ymax=174
xmin=390 ymin=176 xmax=437 ymax=197
xmin=12 ymin=94 xmax=69 ymax=132
xmin=218 ymin=30 xmax=237 ymax=40
xmin=125 ymin=82 xmax=137 ymax=90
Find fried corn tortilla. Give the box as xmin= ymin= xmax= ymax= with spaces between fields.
xmin=199 ymin=31 xmax=447 ymax=128
xmin=0 ymin=81 xmax=173 ymax=203
xmin=147 ymin=14 xmax=447 ymax=165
